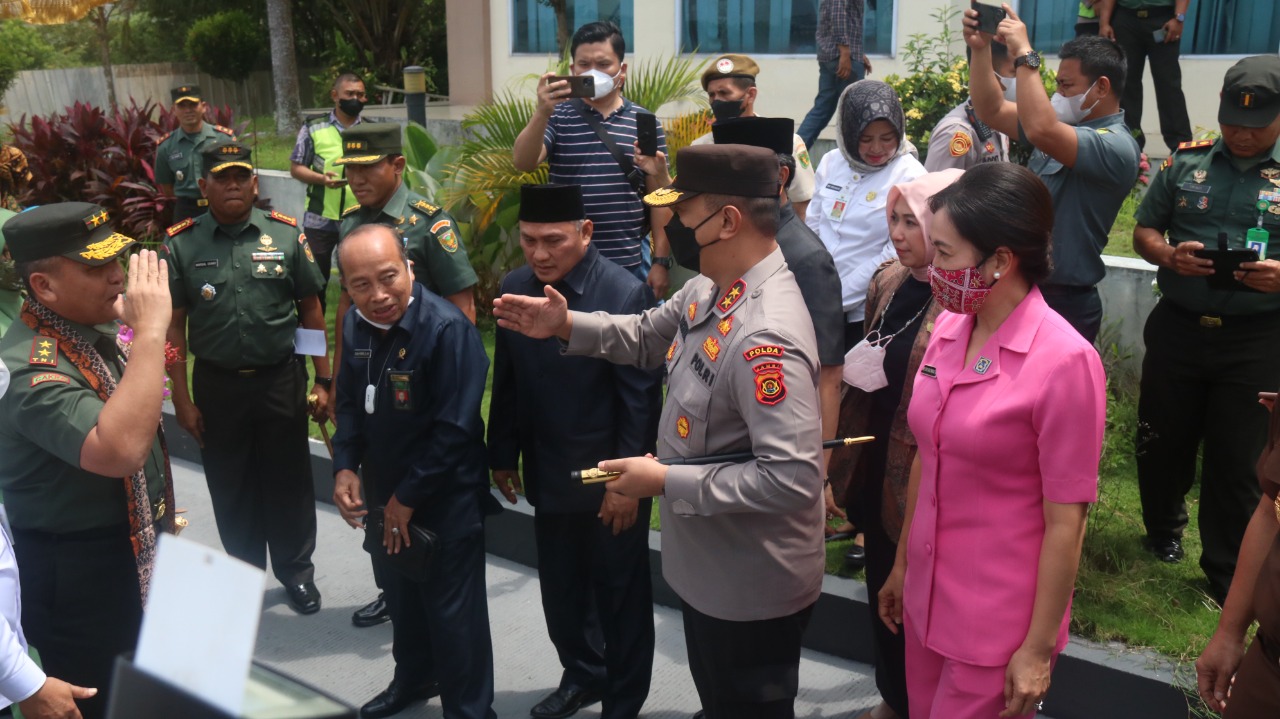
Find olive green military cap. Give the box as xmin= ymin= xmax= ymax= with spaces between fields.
xmin=2 ymin=202 xmax=136 ymax=267
xmin=202 ymin=141 xmax=254 ymax=174
xmin=334 ymin=123 xmax=403 ymax=166
xmin=171 ymin=84 xmax=202 ymax=104
xmin=701 ymin=54 xmax=761 ymax=91
xmin=1219 ymin=55 xmax=1280 ymax=129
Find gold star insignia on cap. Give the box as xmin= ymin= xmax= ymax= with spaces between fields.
xmin=83 ymin=210 xmax=109 ymax=230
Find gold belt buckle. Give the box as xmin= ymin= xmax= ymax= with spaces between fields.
xmin=237 ymin=368 xmax=257 ymax=377
xmin=1199 ymin=315 xmax=1223 ymax=328
xmin=1136 ymin=9 xmax=1149 ymax=18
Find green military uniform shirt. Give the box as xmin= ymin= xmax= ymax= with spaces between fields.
xmin=1136 ymin=139 xmax=1280 ymax=315
xmin=0 ymin=319 xmax=167 ymax=532
xmin=339 ymin=182 xmax=478 ymax=297
xmin=155 ymin=123 xmax=237 ymax=198
xmin=165 ymin=208 xmax=326 ymax=368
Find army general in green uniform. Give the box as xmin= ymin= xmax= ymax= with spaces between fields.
xmin=165 ymin=142 xmax=330 ymax=615
xmin=0 ymin=204 xmax=176 ymax=719
xmin=1132 ymin=55 xmax=1280 ymax=602
xmin=155 ymin=85 xmax=237 ymax=223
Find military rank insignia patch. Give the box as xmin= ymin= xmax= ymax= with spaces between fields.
xmin=717 ymin=279 xmax=746 ymax=313
xmin=743 ymin=345 xmax=784 ymax=361
xmin=166 ymin=217 xmax=194 ymax=237
xmin=717 ymin=317 xmax=733 ymax=337
xmin=413 ymin=199 xmax=442 ymax=217
xmin=949 ymin=131 xmax=972 ymax=157
xmin=676 ymin=415 xmax=690 ymax=439
xmin=702 ymin=336 xmax=721 ymax=362
xmin=29 ymin=338 xmax=57 ymax=366
xmin=753 ymin=362 xmax=786 ymax=405
xmin=389 ymin=372 xmax=412 ymax=410
xmin=269 ymin=210 xmax=297 ymax=226
xmin=29 ymin=373 xmax=70 ymax=387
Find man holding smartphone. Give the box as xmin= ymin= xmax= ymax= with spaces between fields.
xmin=1130 ymin=56 xmax=1280 ymax=603
xmin=290 ymin=73 xmax=368 ymax=309
xmin=1097 ymin=0 xmax=1193 ymax=154
xmin=513 ymin=21 xmax=675 ymax=299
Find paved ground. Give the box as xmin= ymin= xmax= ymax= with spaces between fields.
xmin=170 ymin=458 xmax=886 ymax=718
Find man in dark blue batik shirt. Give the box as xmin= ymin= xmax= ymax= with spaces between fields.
xmin=489 ymin=184 xmax=662 ymax=719
xmin=331 ymin=223 xmax=498 ymax=719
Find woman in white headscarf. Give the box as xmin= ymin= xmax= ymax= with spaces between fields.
xmin=806 ymin=80 xmax=925 ymax=351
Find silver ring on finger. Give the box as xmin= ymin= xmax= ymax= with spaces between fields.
xmin=390 ymin=527 xmax=400 ymax=535
xmin=1035 ymin=701 xmax=1044 ymax=711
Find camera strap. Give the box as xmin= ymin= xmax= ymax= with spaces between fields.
xmin=573 ymin=99 xmax=645 ymax=194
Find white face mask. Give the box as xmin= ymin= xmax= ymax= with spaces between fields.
xmin=997 ymin=73 xmax=1018 ymax=102
xmin=842 ymin=338 xmax=889 ymax=392
xmin=1051 ymin=80 xmax=1099 ymax=125
xmin=581 ymin=68 xmax=620 ymax=100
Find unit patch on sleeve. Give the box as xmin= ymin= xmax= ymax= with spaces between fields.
xmin=743 ymin=345 xmax=784 ymax=362
xmin=949 ymin=131 xmax=973 ymax=157
xmin=753 ymin=361 xmax=786 ymax=405
xmin=676 ymin=415 xmax=690 ymax=439
xmin=30 ymin=373 xmax=71 ymax=387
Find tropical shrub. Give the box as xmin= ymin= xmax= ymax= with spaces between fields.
xmin=184 ymin=10 xmax=264 ymax=81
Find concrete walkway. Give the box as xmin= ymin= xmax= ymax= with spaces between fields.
xmin=170 ymin=458 xmax=886 ymax=718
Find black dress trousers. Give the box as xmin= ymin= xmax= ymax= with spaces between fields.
xmin=192 ymin=358 xmax=317 ymax=586
xmin=533 ymin=500 xmax=655 ymax=719
xmin=1111 ymin=5 xmax=1193 ymax=153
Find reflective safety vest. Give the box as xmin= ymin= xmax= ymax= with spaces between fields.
xmin=306 ymin=118 xmax=348 ymax=221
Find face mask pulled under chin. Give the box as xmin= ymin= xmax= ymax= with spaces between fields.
xmin=1050 ymin=81 xmax=1099 ymax=125
xmin=581 ymin=68 xmax=620 ymax=100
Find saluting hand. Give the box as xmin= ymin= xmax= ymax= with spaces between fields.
xmin=119 ymin=249 xmax=172 ymax=341
xmin=1235 ymin=259 xmax=1280 ymax=293
xmin=493 ymin=285 xmax=571 ymax=340
xmin=493 ymin=470 xmax=523 ymax=505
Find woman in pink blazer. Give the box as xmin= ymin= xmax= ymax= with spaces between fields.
xmin=878 ymin=162 xmax=1106 ymax=718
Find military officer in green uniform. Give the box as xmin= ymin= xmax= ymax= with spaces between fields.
xmin=328 ymin=122 xmax=479 ymax=628
xmin=0 ymin=203 xmax=176 ymax=719
xmin=1133 ymin=55 xmax=1280 ymax=602
xmin=164 ymin=142 xmax=330 ymax=615
xmin=155 ymin=85 xmax=237 ymax=223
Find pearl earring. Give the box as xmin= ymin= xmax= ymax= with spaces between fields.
xmin=993 ymin=271 xmax=1001 ymax=279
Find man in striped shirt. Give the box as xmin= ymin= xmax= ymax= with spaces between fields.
xmin=514 ymin=21 xmax=674 ymax=299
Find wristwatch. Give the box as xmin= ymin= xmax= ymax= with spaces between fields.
xmin=314 ymin=376 xmax=333 ymax=390
xmin=652 ymin=256 xmax=674 ymax=269
xmin=1174 ymin=12 xmax=1186 ymax=22
xmin=1014 ymin=51 xmax=1042 ymax=72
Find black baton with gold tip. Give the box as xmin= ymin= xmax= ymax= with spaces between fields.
xmin=574 ymin=436 xmax=875 ymax=484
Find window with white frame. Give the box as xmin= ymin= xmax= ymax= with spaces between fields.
xmin=678 ymin=0 xmax=895 ymax=56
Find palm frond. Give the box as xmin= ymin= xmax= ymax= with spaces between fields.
xmin=439 ymin=151 xmax=546 ymax=212
xmin=625 ymin=54 xmax=709 ymax=115
xmin=662 ymin=109 xmax=713 ymax=173
xmin=459 ymin=91 xmax=539 ymax=151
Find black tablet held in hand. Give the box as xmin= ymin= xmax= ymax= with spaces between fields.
xmin=1193 ymin=247 xmax=1262 ymax=292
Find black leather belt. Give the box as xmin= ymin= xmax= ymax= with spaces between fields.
xmin=1162 ymin=301 xmax=1247 ymax=329
xmin=196 ymin=356 xmax=297 ymax=377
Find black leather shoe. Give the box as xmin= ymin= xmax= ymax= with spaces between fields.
xmin=352 ymin=593 xmax=391 ymax=628
xmin=285 ymin=582 xmax=321 ymax=615
xmin=844 ymin=544 xmax=867 ymax=571
xmin=530 ymin=686 xmax=603 ymax=719
xmin=692 ymin=712 xmax=706 ymax=719
xmin=1143 ymin=536 xmax=1184 ymax=563
xmin=360 ymin=678 xmax=440 ymax=719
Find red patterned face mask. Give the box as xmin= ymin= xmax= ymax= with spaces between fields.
xmin=927 ymin=264 xmax=992 ymax=314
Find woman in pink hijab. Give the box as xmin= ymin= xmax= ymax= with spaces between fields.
xmin=829 ymin=168 xmax=964 ymax=719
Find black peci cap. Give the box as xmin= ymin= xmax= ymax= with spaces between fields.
xmin=519 ymin=184 xmax=587 ymax=223
xmin=711 ymin=116 xmax=795 ymax=156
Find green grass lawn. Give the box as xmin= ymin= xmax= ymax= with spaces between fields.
xmin=239 ymin=115 xmax=298 ymax=172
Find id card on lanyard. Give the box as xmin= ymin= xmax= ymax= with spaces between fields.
xmin=828 ymin=186 xmax=853 ymax=223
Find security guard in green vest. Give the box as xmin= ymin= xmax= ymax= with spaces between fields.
xmin=290 ymin=73 xmax=369 ymax=309
xmin=164 ymin=142 xmax=330 ymax=615
xmin=1133 ymin=55 xmax=1280 ymax=603
xmin=156 ymin=85 xmax=237 ymax=223
xmin=329 ymin=122 xmax=479 ymax=628
xmin=0 ymin=204 xmax=176 ymax=719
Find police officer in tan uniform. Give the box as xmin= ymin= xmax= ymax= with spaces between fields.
xmin=494 ymin=144 xmax=825 ymax=719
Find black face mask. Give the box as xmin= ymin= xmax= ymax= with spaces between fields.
xmin=665 ymin=208 xmax=722 ymax=274
xmin=710 ymin=98 xmax=746 ymax=123
xmin=338 ymin=98 xmax=366 ymax=118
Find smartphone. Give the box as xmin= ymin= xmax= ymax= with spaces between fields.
xmin=331 ymin=179 xmax=348 ymax=188
xmin=636 ymin=111 xmax=658 ymax=157
xmin=1193 ymin=247 xmax=1262 ymax=292
xmin=551 ymin=74 xmax=595 ymax=98
xmin=972 ymin=1 xmax=1006 ymax=35
xmin=1153 ymin=28 xmax=1167 ymax=43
